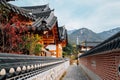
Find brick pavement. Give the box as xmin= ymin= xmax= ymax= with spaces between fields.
xmin=63 ymin=63 xmax=89 ymax=80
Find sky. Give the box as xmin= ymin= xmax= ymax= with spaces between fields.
xmin=10 ymin=0 xmax=120 ymax=33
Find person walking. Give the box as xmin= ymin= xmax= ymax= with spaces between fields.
xmin=77 ymin=59 xmax=79 ymax=66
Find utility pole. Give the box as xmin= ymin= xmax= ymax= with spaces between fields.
xmin=76 ymin=36 xmax=79 ymax=45
xmin=85 ymin=40 xmax=87 ymax=52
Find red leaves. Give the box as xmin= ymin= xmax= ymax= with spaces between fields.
xmin=2 ymin=19 xmax=29 ymax=52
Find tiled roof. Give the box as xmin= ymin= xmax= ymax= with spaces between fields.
xmin=80 ymin=41 xmax=101 ymax=47
xmin=30 ymin=7 xmax=57 ymax=31
xmin=32 ymin=12 xmax=57 ymax=31
xmin=23 ymin=5 xmax=57 ymax=31
xmin=22 ymin=4 xmax=50 ymax=14
xmin=33 ymin=10 xmax=54 ymax=18
xmin=59 ymin=26 xmax=68 ymax=41
xmin=0 ymin=52 xmax=65 ymax=79
xmin=0 ymin=0 xmax=35 ymax=20
xmin=23 ymin=5 xmax=66 ymax=42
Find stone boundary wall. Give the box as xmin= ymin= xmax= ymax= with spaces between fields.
xmin=79 ymin=50 xmax=120 ymax=80
xmin=80 ymin=64 xmax=101 ymax=80
xmin=27 ymin=60 xmax=70 ymax=80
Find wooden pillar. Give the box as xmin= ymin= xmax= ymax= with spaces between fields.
xmin=56 ymin=43 xmax=63 ymax=58
xmin=56 ymin=44 xmax=59 ymax=58
xmin=60 ymin=47 xmax=63 ymax=57
xmin=59 ymin=44 xmax=63 ymax=58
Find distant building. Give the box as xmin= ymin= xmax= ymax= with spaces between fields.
xmin=78 ymin=41 xmax=101 ymax=56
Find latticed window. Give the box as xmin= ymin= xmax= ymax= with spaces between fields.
xmin=91 ymin=60 xmax=96 ymax=67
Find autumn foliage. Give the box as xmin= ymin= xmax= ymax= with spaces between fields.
xmin=0 ymin=5 xmax=43 ymax=55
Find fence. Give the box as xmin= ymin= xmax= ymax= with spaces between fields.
xmin=79 ymin=32 xmax=120 ymax=80
xmin=0 ymin=53 xmax=69 ymax=80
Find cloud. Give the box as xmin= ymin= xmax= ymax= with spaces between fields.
xmin=10 ymin=0 xmax=47 ymax=6
xmin=82 ymin=1 xmax=120 ymax=32
xmin=10 ymin=0 xmax=120 ymax=32
xmin=53 ymin=0 xmax=120 ymax=32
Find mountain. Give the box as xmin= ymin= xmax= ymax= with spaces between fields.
xmin=98 ymin=27 xmax=120 ymax=40
xmin=67 ymin=29 xmax=76 ymax=34
xmin=68 ymin=28 xmax=103 ymax=44
xmin=68 ymin=27 xmax=120 ymax=44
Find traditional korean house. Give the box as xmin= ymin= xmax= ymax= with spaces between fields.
xmin=22 ymin=5 xmax=67 ymax=57
xmin=0 ymin=0 xmax=36 ymax=53
xmin=57 ymin=26 xmax=68 ymax=57
xmin=78 ymin=41 xmax=101 ymax=56
xmin=46 ymin=26 xmax=68 ymax=57
xmin=0 ymin=0 xmax=35 ymax=25
xmin=0 ymin=1 xmax=68 ymax=57
xmin=59 ymin=26 xmax=68 ymax=47
xmin=79 ymin=41 xmax=100 ymax=52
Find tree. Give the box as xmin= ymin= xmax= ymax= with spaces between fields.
xmin=25 ymin=34 xmax=43 ymax=55
xmin=0 ymin=4 xmax=43 ymax=55
xmin=63 ymin=43 xmax=73 ymax=55
xmin=34 ymin=44 xmax=42 ymax=55
xmin=0 ymin=4 xmax=10 ymax=52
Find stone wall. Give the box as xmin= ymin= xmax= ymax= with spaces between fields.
xmin=79 ymin=50 xmax=120 ymax=80
xmin=27 ymin=60 xmax=69 ymax=80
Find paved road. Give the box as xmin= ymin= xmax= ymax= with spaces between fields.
xmin=63 ymin=63 xmax=89 ymax=80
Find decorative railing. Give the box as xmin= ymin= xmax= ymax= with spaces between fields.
xmin=79 ymin=32 xmax=120 ymax=58
xmin=0 ymin=53 xmax=68 ymax=80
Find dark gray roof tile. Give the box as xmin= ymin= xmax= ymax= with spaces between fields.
xmin=22 ymin=4 xmax=50 ymax=13
xmin=80 ymin=41 xmax=101 ymax=47
xmin=32 ymin=10 xmax=57 ymax=31
xmin=59 ymin=26 xmax=68 ymax=41
xmin=33 ymin=9 xmax=54 ymax=18
xmin=0 ymin=0 xmax=35 ymax=20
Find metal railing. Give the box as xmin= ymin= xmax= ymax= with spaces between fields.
xmin=0 ymin=53 xmax=67 ymax=80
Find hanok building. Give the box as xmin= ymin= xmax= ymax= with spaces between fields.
xmin=0 ymin=0 xmax=35 ymax=28
xmin=78 ymin=41 xmax=101 ymax=56
xmin=45 ymin=26 xmax=67 ymax=57
xmin=0 ymin=0 xmax=35 ymax=24
xmin=0 ymin=0 xmax=35 ymax=53
xmin=22 ymin=5 xmax=67 ymax=58
xmin=0 ymin=0 xmax=68 ymax=57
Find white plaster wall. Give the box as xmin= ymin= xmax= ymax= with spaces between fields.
xmin=27 ymin=61 xmax=70 ymax=80
xmin=46 ymin=45 xmax=56 ymax=50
